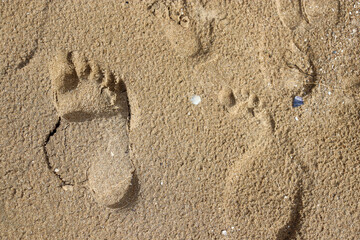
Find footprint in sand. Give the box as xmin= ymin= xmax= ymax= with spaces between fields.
xmin=218 ymin=86 xmax=236 ymax=112
xmin=267 ymin=0 xmax=315 ymax=95
xmin=274 ymin=0 xmax=341 ymax=55
xmin=220 ymin=90 xmax=302 ymax=239
xmin=264 ymin=0 xmax=340 ymax=95
xmin=218 ymin=87 xmax=274 ymax=131
xmin=260 ymin=38 xmax=315 ymax=95
xmin=302 ymin=0 xmax=340 ymax=26
xmin=275 ymin=0 xmax=340 ymax=30
xmin=274 ymin=0 xmax=341 ymax=52
xmin=49 ymin=51 xmax=137 ymax=208
xmin=275 ymin=0 xmax=304 ymax=31
xmin=148 ymin=0 xmax=217 ymax=60
xmin=280 ymin=0 xmax=359 ymax=93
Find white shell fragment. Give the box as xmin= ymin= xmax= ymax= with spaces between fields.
xmin=190 ymin=95 xmax=201 ymax=105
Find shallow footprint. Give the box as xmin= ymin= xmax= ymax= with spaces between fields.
xmin=224 ymin=145 xmax=302 ymax=239
xmin=260 ymin=31 xmax=315 ymax=95
xmin=222 ymin=92 xmax=302 ymax=238
xmin=149 ymin=0 xmax=216 ymax=59
xmin=275 ymin=0 xmax=304 ymax=30
xmin=275 ymin=0 xmax=340 ymax=30
xmin=218 ymin=88 xmax=275 ymax=132
xmin=274 ymin=0 xmax=340 ymax=49
xmin=49 ymin=50 xmax=137 ymax=208
xmin=302 ymin=0 xmax=340 ymax=26
xmin=218 ymin=86 xmax=237 ymax=113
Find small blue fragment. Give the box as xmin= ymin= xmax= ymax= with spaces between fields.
xmin=293 ymin=96 xmax=304 ymax=108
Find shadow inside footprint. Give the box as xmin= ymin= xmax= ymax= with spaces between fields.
xmin=61 ymin=111 xmax=94 ymax=122
xmin=107 ymin=172 xmax=140 ymax=209
xmin=61 ymin=80 xmax=129 ymax=122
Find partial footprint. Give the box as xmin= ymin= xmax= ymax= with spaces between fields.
xmin=260 ymin=38 xmax=315 ymax=95
xmin=302 ymin=0 xmax=340 ymax=26
xmin=275 ymin=0 xmax=340 ymax=30
xmin=224 ymin=146 xmax=302 ymax=239
xmin=49 ymin=51 xmax=137 ymax=209
xmin=274 ymin=0 xmax=341 ymax=51
xmin=274 ymin=0 xmax=341 ymax=49
xmin=149 ymin=0 xmax=216 ymax=59
xmin=89 ymin=125 xmax=138 ymax=209
xmin=220 ymin=90 xmax=302 ymax=238
xmin=218 ymin=88 xmax=275 ymax=133
xmin=272 ymin=0 xmax=345 ymax=96
xmin=218 ymin=86 xmax=236 ymax=110
xmin=275 ymin=0 xmax=304 ymax=30
xmin=49 ymin=51 xmax=128 ymax=122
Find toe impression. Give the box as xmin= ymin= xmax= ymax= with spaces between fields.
xmin=49 ymin=51 xmax=79 ymax=93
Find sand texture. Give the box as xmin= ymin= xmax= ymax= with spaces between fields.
xmin=1 ymin=0 xmax=360 ymax=239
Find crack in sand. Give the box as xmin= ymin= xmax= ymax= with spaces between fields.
xmin=42 ymin=117 xmax=68 ymax=186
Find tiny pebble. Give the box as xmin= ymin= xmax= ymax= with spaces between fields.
xmin=54 ymin=168 xmax=59 ymax=173
xmin=221 ymin=230 xmax=227 ymax=236
xmin=62 ymin=185 xmax=74 ymax=191
xmin=295 ymin=116 xmax=299 ymax=121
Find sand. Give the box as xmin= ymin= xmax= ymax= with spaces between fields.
xmin=1 ymin=0 xmax=359 ymax=239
